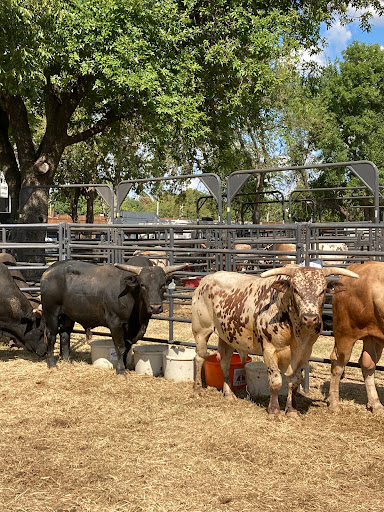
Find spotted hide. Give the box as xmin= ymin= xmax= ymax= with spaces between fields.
xmin=192 ymin=266 xmax=359 ymax=419
xmin=329 ymin=261 xmax=384 ymax=413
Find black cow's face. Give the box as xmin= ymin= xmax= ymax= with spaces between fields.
xmin=125 ymin=267 xmax=167 ymax=315
xmin=22 ymin=322 xmax=47 ymax=356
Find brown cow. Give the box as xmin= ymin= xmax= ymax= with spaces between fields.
xmin=329 ymin=261 xmax=384 ymax=413
xmin=266 ymin=242 xmax=349 ymax=267
xmin=133 ymin=247 xmax=167 ymax=267
xmin=192 ymin=265 xmax=358 ymax=419
xmin=234 ymin=243 xmax=252 ymax=271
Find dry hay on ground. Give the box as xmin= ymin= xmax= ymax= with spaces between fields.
xmin=1 ymin=335 xmax=384 ymax=512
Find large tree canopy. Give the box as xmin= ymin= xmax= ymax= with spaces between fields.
xmin=0 ymin=0 xmax=383 ymax=223
xmin=306 ymin=41 xmax=384 ymax=221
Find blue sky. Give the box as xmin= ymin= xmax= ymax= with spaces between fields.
xmin=319 ymin=8 xmax=384 ymax=63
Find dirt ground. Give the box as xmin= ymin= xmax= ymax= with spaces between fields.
xmin=1 ymin=318 xmax=384 ymax=512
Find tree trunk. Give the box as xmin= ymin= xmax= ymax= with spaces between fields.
xmin=15 ymin=171 xmax=53 ymax=266
xmin=0 ymin=107 xmax=20 ymax=222
xmin=85 ymin=187 xmax=96 ymax=224
xmin=64 ymin=188 xmax=81 ymax=223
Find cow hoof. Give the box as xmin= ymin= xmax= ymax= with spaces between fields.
xmin=327 ymin=402 xmax=340 ymax=413
xmin=268 ymin=412 xmax=282 ymax=422
xmin=369 ymin=404 xmax=384 ymax=415
xmin=115 ymin=368 xmax=127 ymax=376
xmin=224 ymin=393 xmax=237 ymax=401
xmin=47 ymin=358 xmax=56 ymax=369
xmin=285 ymin=410 xmax=301 ymax=420
xmin=267 ymin=407 xmax=281 ymax=421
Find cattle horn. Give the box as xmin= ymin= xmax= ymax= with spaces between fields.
xmin=260 ymin=266 xmax=298 ymax=278
xmin=164 ymin=264 xmax=189 ymax=274
xmin=114 ymin=264 xmax=142 ymax=275
xmin=322 ymin=267 xmax=359 ymax=278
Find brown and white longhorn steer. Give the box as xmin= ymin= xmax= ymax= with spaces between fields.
xmin=329 ymin=261 xmax=384 ymax=413
xmin=192 ymin=266 xmax=358 ymax=419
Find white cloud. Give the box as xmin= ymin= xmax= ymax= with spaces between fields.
xmin=347 ymin=6 xmax=384 ymax=27
xmin=325 ymin=20 xmax=352 ymax=48
xmin=298 ymin=47 xmax=327 ymax=67
xmin=296 ymin=19 xmax=351 ymax=67
xmin=296 ymin=6 xmax=384 ymax=66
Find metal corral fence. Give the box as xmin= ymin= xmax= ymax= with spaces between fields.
xmin=2 ymin=220 xmax=384 ymax=336
xmin=2 ymin=219 xmax=384 ymax=390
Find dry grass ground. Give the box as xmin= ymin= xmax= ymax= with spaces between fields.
xmin=1 ymin=311 xmax=384 ymax=512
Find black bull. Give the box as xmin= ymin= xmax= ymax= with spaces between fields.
xmin=40 ymin=259 xmax=187 ymax=373
xmin=0 ymin=262 xmax=45 ymax=355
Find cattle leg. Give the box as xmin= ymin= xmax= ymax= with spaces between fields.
xmin=110 ymin=325 xmax=127 ymax=374
xmin=219 ymin=341 xmax=235 ymax=400
xmin=360 ymin=338 xmax=384 ymax=414
xmin=192 ymin=326 xmax=212 ymax=395
xmin=285 ymin=371 xmax=301 ymax=417
xmin=59 ymin=317 xmax=74 ymax=362
xmin=44 ymin=311 xmax=60 ymax=368
xmin=45 ymin=326 xmax=57 ymax=368
xmin=328 ymin=343 xmax=353 ymax=412
xmin=263 ymin=351 xmax=282 ymax=418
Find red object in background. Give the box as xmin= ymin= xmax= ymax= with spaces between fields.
xmin=203 ymin=353 xmax=252 ymax=389
xmin=182 ymin=277 xmax=202 ymax=288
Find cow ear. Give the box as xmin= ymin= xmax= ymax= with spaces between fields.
xmin=124 ymin=275 xmax=138 ymax=287
xmin=327 ymin=280 xmax=346 ymax=294
xmin=271 ymin=280 xmax=290 ymax=293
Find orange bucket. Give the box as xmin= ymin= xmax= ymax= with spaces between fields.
xmin=203 ymin=353 xmax=252 ymax=390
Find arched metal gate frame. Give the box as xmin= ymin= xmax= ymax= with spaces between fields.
xmin=115 ymin=173 xmax=222 ymax=223
xmin=227 ymin=161 xmax=382 ymax=224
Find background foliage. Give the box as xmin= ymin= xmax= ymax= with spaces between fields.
xmin=1 ymin=1 xmax=383 ymax=223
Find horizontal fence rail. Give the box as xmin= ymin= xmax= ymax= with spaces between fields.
xmin=2 ymin=220 xmax=384 ymax=391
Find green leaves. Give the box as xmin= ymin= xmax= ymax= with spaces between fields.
xmin=1 ymin=0 xmax=383 ymax=224
xmin=315 ymin=42 xmax=384 ymax=165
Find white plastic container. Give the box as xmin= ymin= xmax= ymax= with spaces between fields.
xmin=133 ymin=344 xmax=168 ymax=376
xmin=90 ymin=339 xmax=118 ymax=369
xmin=90 ymin=339 xmax=133 ymax=369
xmin=163 ymin=345 xmax=196 ymax=382
xmin=245 ymin=361 xmax=289 ymax=397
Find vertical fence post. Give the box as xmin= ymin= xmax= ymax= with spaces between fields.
xmin=304 ymin=225 xmax=311 ymax=266
xmin=1 ymin=227 xmax=6 ymax=248
xmin=59 ymin=223 xmax=66 ymax=261
xmin=66 ymin=224 xmax=72 ymax=261
xmin=168 ymin=227 xmax=175 ymax=343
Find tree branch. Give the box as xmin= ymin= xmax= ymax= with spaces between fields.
xmin=66 ymin=113 xmax=123 ymax=146
xmin=58 ymin=74 xmax=96 ymax=126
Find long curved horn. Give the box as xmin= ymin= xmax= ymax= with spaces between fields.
xmin=260 ymin=266 xmax=298 ymax=278
xmin=114 ymin=264 xmax=142 ymax=275
xmin=164 ymin=264 xmax=189 ymax=275
xmin=322 ymin=267 xmax=359 ymax=278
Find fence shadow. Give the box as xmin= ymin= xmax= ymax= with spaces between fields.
xmin=320 ymin=379 xmax=384 ymax=407
xmin=0 ymin=339 xmax=92 ymax=365
xmin=248 ymin=391 xmax=320 ymax=415
xmin=0 ymin=344 xmax=44 ymax=363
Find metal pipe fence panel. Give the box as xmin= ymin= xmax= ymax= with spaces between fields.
xmin=2 ymin=220 xmax=384 ymax=382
